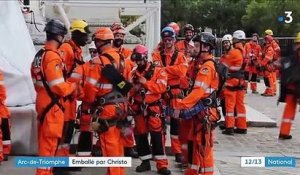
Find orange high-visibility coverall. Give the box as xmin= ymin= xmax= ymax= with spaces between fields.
xmin=117 ymin=47 xmax=132 ymax=60
xmin=176 ymin=40 xmax=194 ymax=63
xmin=271 ymin=40 xmax=281 ymax=93
xmin=152 ymin=49 xmax=188 ymax=156
xmin=279 ymin=84 xmax=298 ymax=137
xmin=222 ymin=45 xmax=247 ymax=130
xmin=68 ymin=61 xmax=94 ymax=156
xmin=129 ymin=64 xmax=169 ymax=170
xmin=58 ymin=39 xmax=84 ymax=156
xmin=115 ymin=47 xmax=135 ymax=150
xmin=0 ymin=70 xmax=10 ymax=163
xmin=244 ymin=41 xmax=262 ymax=92
xmin=178 ymin=56 xmax=203 ymax=165
xmin=261 ymin=44 xmax=275 ymax=96
xmin=176 ymin=54 xmax=218 ymax=175
xmin=31 ymin=42 xmax=76 ymax=175
xmin=85 ymin=46 xmax=130 ymax=175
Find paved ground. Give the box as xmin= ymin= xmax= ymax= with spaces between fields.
xmin=1 ymin=82 xmax=300 ymax=175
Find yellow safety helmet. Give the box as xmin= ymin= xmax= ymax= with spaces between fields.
xmin=295 ymin=32 xmax=300 ymax=43
xmin=70 ymin=19 xmax=90 ymax=33
xmin=264 ymin=29 xmax=273 ymax=36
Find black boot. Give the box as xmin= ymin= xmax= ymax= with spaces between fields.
xmin=157 ymin=167 xmax=171 ymax=175
xmin=222 ymin=128 xmax=234 ymax=135
xmin=278 ymin=134 xmax=292 ymax=140
xmin=136 ymin=160 xmax=151 ymax=172
xmin=3 ymin=154 xmax=8 ymax=161
xmin=52 ymin=167 xmax=71 ymax=175
xmin=234 ymin=128 xmax=247 ymax=134
xmin=124 ymin=147 xmax=139 ymax=158
xmin=63 ymin=167 xmax=82 ymax=172
xmin=219 ymin=124 xmax=226 ymax=130
xmin=175 ymin=153 xmax=183 ymax=163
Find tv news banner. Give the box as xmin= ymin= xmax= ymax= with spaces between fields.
xmin=15 ymin=157 xmax=131 ymax=168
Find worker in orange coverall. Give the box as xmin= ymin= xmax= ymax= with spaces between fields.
xmin=260 ymin=35 xmax=275 ymax=97
xmin=176 ymin=24 xmax=195 ymax=62
xmin=176 ymin=25 xmax=200 ymax=166
xmin=244 ymin=33 xmax=262 ymax=94
xmin=31 ymin=19 xmax=77 ymax=175
xmin=110 ymin=23 xmax=138 ymax=158
xmin=175 ymin=32 xmax=219 ymax=175
xmin=68 ymin=58 xmax=94 ymax=157
xmin=0 ymin=70 xmax=10 ymax=164
xmin=152 ymin=26 xmax=188 ymax=163
xmin=265 ymin=29 xmax=281 ymax=93
xmin=154 ymin=22 xmax=181 ymax=52
xmin=278 ymin=32 xmax=300 ymax=140
xmin=128 ymin=44 xmax=171 ymax=175
xmin=58 ymin=19 xmax=90 ymax=157
xmin=222 ymin=30 xmax=247 ymax=135
xmin=84 ymin=27 xmax=132 ymax=175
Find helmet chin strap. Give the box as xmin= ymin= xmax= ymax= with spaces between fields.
xmin=200 ymin=43 xmax=210 ymax=53
xmin=54 ymin=35 xmax=63 ymax=47
xmin=96 ymin=41 xmax=111 ymax=53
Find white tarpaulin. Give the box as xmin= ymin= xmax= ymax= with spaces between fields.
xmin=0 ymin=0 xmax=36 ymax=106
xmin=0 ymin=1 xmax=37 ymax=155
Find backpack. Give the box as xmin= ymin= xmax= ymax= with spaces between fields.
xmin=203 ymin=59 xmax=228 ymax=96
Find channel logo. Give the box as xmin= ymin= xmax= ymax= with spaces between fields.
xmin=278 ymin=11 xmax=293 ymax=24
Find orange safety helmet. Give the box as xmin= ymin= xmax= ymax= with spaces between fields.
xmin=111 ymin=23 xmax=126 ymax=35
xmin=93 ymin=27 xmax=114 ymax=41
xmin=168 ymin=22 xmax=180 ymax=35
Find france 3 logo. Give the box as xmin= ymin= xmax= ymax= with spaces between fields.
xmin=278 ymin=11 xmax=293 ymax=24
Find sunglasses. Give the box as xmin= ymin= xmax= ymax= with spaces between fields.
xmin=163 ymin=38 xmax=173 ymax=42
xmin=89 ymin=50 xmax=97 ymax=54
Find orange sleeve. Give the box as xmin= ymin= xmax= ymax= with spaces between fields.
xmin=0 ymin=71 xmax=9 ymax=117
xmin=222 ymin=49 xmax=243 ymax=71
xmin=152 ymin=51 xmax=161 ymax=63
xmin=257 ymin=45 xmax=262 ymax=61
xmin=175 ymin=41 xmax=184 ymax=52
xmin=122 ymin=48 xmax=133 ymax=59
xmin=272 ymin=41 xmax=280 ymax=52
xmin=123 ymin=58 xmax=134 ymax=80
xmin=261 ymin=47 xmax=274 ymax=65
xmin=143 ymin=68 xmax=167 ymax=94
xmin=0 ymin=71 xmax=6 ymax=102
xmin=244 ymin=43 xmax=250 ymax=59
xmin=165 ymin=54 xmax=188 ymax=78
xmin=69 ymin=64 xmax=84 ymax=83
xmin=177 ymin=64 xmax=213 ymax=109
xmin=83 ymin=60 xmax=102 ymax=103
xmin=43 ymin=51 xmax=75 ymax=97
xmin=59 ymin=43 xmax=74 ymax=73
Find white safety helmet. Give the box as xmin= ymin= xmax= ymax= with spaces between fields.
xmin=232 ymin=30 xmax=246 ymax=40
xmin=222 ymin=34 xmax=233 ymax=44
xmin=88 ymin=42 xmax=96 ymax=50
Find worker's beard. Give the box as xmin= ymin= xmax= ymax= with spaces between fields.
xmin=137 ymin=62 xmax=147 ymax=72
xmin=113 ymin=39 xmax=124 ymax=48
xmin=72 ymin=31 xmax=88 ymax=46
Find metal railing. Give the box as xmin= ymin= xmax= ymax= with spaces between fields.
xmin=214 ymin=37 xmax=296 ymax=58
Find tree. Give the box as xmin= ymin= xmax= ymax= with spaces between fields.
xmin=242 ymin=0 xmax=300 ymax=37
xmin=161 ymin=0 xmax=299 ymax=37
xmin=162 ymin=0 xmax=249 ymax=37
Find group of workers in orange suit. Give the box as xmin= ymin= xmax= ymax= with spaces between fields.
xmin=0 ymin=15 xmax=288 ymax=175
